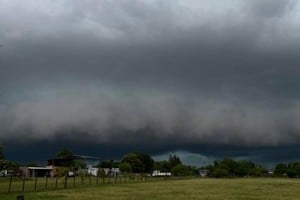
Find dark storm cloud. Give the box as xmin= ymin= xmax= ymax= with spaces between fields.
xmin=1 ymin=0 xmax=300 ymax=147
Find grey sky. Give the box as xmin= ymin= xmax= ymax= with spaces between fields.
xmin=1 ymin=0 xmax=300 ymax=148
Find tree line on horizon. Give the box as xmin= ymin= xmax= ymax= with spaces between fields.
xmin=1 ymin=145 xmax=300 ymax=178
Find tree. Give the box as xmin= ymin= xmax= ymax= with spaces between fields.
xmin=171 ymin=164 xmax=197 ymax=176
xmin=208 ymin=158 xmax=267 ymax=178
xmin=56 ymin=148 xmax=74 ymax=159
xmin=119 ymin=162 xmax=132 ymax=174
xmin=213 ymin=167 xmax=230 ymax=178
xmin=248 ymin=165 xmax=267 ymax=177
xmin=122 ymin=153 xmax=144 ymax=173
xmin=54 ymin=148 xmax=76 ymax=167
xmin=96 ymin=160 xmax=116 ymax=168
xmin=112 ymin=161 xmax=121 ymax=168
xmin=0 ymin=160 xmax=19 ymax=171
xmin=168 ymin=154 xmax=181 ymax=169
xmin=135 ymin=152 xmax=154 ymax=173
xmin=154 ymin=161 xmax=170 ymax=171
xmin=287 ymin=162 xmax=300 ymax=178
xmin=171 ymin=164 xmax=190 ymax=176
xmin=219 ymin=158 xmax=237 ymax=176
xmin=72 ymin=160 xmax=87 ymax=169
xmin=121 ymin=152 xmax=154 ymax=173
xmin=234 ymin=160 xmax=255 ymax=177
xmin=274 ymin=163 xmax=288 ymax=176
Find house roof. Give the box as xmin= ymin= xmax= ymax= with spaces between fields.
xmin=28 ymin=166 xmax=53 ymax=170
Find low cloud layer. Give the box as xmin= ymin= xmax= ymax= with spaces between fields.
xmin=153 ymin=151 xmax=216 ymax=167
xmin=1 ymin=0 xmax=300 ymax=147
xmin=1 ymin=88 xmax=300 ymax=146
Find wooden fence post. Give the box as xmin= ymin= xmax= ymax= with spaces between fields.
xmin=34 ymin=177 xmax=38 ymax=191
xmin=45 ymin=176 xmax=48 ymax=190
xmin=7 ymin=175 xmax=13 ymax=193
xmin=55 ymin=177 xmax=58 ymax=189
xmin=22 ymin=175 xmax=26 ymax=193
xmin=64 ymin=176 xmax=67 ymax=189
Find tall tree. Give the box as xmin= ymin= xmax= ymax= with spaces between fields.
xmin=135 ymin=152 xmax=155 ymax=173
xmin=119 ymin=162 xmax=132 ymax=173
xmin=274 ymin=163 xmax=288 ymax=176
xmin=122 ymin=153 xmax=144 ymax=173
xmin=168 ymin=154 xmax=181 ymax=169
xmin=56 ymin=148 xmax=74 ymax=159
xmin=122 ymin=152 xmax=155 ymax=173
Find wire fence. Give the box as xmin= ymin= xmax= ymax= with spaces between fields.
xmin=0 ymin=175 xmax=166 ymax=194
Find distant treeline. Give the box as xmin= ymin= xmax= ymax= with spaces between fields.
xmin=200 ymin=158 xmax=300 ymax=178
xmin=1 ymin=145 xmax=300 ymax=178
xmin=97 ymin=153 xmax=199 ymax=176
xmin=98 ymin=153 xmax=300 ymax=178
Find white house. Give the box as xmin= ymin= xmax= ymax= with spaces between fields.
xmin=102 ymin=168 xmax=121 ymax=177
xmin=87 ymin=167 xmax=99 ymax=176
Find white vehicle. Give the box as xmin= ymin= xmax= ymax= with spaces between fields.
xmin=152 ymin=170 xmax=171 ymax=177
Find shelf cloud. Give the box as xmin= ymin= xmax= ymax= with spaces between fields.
xmin=1 ymin=0 xmax=300 ymax=149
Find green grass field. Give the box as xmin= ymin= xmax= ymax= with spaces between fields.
xmin=0 ymin=178 xmax=300 ymax=200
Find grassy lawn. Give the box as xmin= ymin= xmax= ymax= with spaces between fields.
xmin=0 ymin=178 xmax=300 ymax=200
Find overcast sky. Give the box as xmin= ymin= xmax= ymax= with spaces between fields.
xmin=1 ymin=0 xmax=300 ymax=164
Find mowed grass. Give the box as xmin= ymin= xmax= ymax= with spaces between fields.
xmin=1 ymin=178 xmax=300 ymax=200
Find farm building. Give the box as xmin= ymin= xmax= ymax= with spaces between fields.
xmin=20 ymin=166 xmax=54 ymax=177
